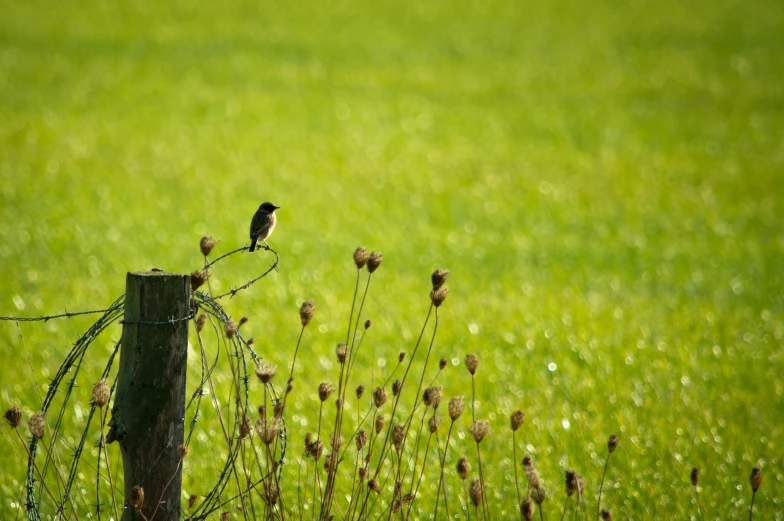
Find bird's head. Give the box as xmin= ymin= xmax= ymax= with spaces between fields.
xmin=259 ymin=202 xmax=280 ymax=212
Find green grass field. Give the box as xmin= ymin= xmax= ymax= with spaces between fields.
xmin=1 ymin=0 xmax=783 ymax=518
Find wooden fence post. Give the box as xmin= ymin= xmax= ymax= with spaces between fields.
xmin=107 ymin=271 xmax=190 ymax=521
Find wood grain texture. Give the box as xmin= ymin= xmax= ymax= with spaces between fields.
xmin=108 ymin=271 xmax=189 ymax=521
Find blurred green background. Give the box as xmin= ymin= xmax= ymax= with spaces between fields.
xmin=1 ymin=0 xmax=782 ymax=518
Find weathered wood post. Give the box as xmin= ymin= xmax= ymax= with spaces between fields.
xmin=107 ymin=272 xmax=190 ymax=520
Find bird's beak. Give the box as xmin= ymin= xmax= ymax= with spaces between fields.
xmin=274 ymin=205 xmax=281 ymax=210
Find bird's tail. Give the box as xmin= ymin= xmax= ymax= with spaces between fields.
xmin=249 ymin=238 xmax=257 ymax=253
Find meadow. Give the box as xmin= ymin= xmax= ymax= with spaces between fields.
xmin=1 ymin=0 xmax=782 ymax=518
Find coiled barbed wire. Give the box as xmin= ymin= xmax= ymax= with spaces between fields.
xmin=1 ymin=243 xmax=283 ymax=520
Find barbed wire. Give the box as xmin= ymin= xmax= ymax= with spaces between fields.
xmin=4 ymin=242 xmax=285 ymax=520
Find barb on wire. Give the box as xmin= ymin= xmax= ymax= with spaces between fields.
xmin=0 ymin=308 xmax=114 ymax=322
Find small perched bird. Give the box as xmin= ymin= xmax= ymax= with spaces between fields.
xmin=249 ymin=202 xmax=280 ymax=252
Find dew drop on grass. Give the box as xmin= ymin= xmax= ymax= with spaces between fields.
xmin=548 ymin=363 xmax=557 ymax=372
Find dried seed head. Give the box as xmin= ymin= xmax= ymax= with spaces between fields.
xmin=263 ymin=481 xmax=279 ymax=505
xmin=324 ymin=453 xmax=335 ymax=473
xmin=256 ymin=418 xmax=281 ymax=445
xmin=188 ymin=493 xmax=198 ymax=509
xmin=510 ymin=410 xmax=525 ymax=431
xmin=179 ymin=444 xmax=189 ymax=460
xmin=92 ymin=379 xmax=111 ymax=408
xmin=565 ymin=470 xmax=578 ymax=497
xmin=255 ymin=362 xmax=278 ymax=384
xmin=358 ymin=467 xmax=367 ymax=481
xmin=200 ymin=235 xmax=217 ymax=256
xmin=372 ymin=386 xmax=387 ymax=408
xmin=300 ymin=300 xmax=315 ymax=326
xmin=394 ymin=480 xmax=403 ymax=496
xmin=750 ymin=467 xmax=762 ymax=492
xmin=423 ymin=386 xmax=443 ymax=409
xmin=521 ymin=498 xmax=534 ymax=521
xmin=430 ymin=287 xmax=449 ymax=307
xmin=190 ymin=269 xmax=210 ymax=291
xmin=258 ymin=405 xmax=266 ymax=417
xmin=28 ymin=412 xmax=45 ymax=439
xmin=365 ymin=319 xmax=372 ymax=329
xmin=531 ymin=485 xmax=547 ymax=505
xmin=318 ymin=382 xmax=334 ymax=402
xmin=305 ymin=432 xmax=314 ymax=447
xmin=601 ymin=510 xmax=612 ymax=521
xmin=336 ymin=343 xmax=348 ymax=364
xmin=130 ymin=485 xmax=144 ymax=510
xmin=457 ymin=457 xmax=470 ymax=480
xmin=392 ymin=379 xmax=403 ymax=397
xmin=391 ymin=500 xmax=402 ymax=514
xmin=286 ymin=383 xmax=294 ymax=395
xmin=403 ymin=493 xmax=414 ymax=505
xmin=428 ymin=415 xmax=441 ymax=433
xmin=465 ymin=354 xmax=479 ymax=376
xmin=220 ymin=512 xmax=230 ymax=521
xmin=431 ymin=269 xmax=449 ymax=291
xmin=239 ymin=415 xmax=253 ymax=439
xmin=391 ymin=423 xmax=405 ymax=452
xmin=274 ymin=402 xmax=285 ymax=420
xmin=577 ymin=474 xmax=585 ymax=498
xmin=224 ymin=320 xmax=238 ymax=339
xmin=356 ymin=429 xmax=368 ymax=450
xmin=307 ymin=440 xmax=324 ymax=460
xmin=354 ymin=247 xmax=369 ymax=269
xmin=448 ymin=396 xmax=465 ymax=421
xmin=331 ymin=432 xmax=343 ymax=451
xmin=369 ymin=478 xmax=380 ymax=494
xmin=439 ymin=358 xmax=448 ymax=370
xmin=523 ymin=456 xmax=541 ymax=489
xmin=4 ymin=407 xmax=23 ymax=429
xmin=195 ymin=314 xmax=207 ymax=332
xmin=690 ymin=467 xmax=699 ymax=487
xmin=469 ymin=420 xmax=489 ymax=443
xmin=367 ymin=251 xmax=383 ymax=273
xmin=356 ymin=385 xmax=365 ymax=399
xmin=375 ymin=415 xmax=385 ymax=434
xmin=398 ymin=351 xmax=406 ymax=363
xmin=608 ymin=434 xmax=619 ymax=454
xmin=469 ymin=480 xmax=483 ymax=507
xmin=246 ymin=337 xmax=255 ymax=346
xmin=239 ymin=317 xmax=249 ymax=327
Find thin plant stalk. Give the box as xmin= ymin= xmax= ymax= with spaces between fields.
xmin=560 ymin=496 xmax=571 ymax=521
xmin=432 ymin=421 xmax=454 ymax=521
xmin=514 ymin=430 xmax=522 ymax=521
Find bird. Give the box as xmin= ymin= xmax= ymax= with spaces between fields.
xmin=249 ymin=202 xmax=280 ymax=252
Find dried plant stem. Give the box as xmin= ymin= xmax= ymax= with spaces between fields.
xmin=311 ymin=402 xmax=324 ymax=521
xmin=750 ymin=490 xmax=757 ymax=521
xmin=283 ymin=325 xmax=306 ymax=405
xmin=694 ymin=486 xmax=705 ymax=521
xmin=358 ymin=303 xmax=434 ymax=518
xmin=149 ymin=459 xmax=183 ymax=521
xmin=463 ymin=480 xmax=471 ymax=521
xmin=433 ymin=421 xmax=455 ymax=521
xmin=538 ymin=503 xmax=545 ymax=521
xmin=99 ymin=407 xmax=120 ymax=521
xmin=560 ymin=496 xmax=571 ymax=521
xmin=403 ymin=431 xmax=434 ymax=521
xmin=596 ymin=451 xmax=613 ymax=521
xmin=475 ymin=442 xmax=488 ymax=521
xmin=514 ymin=431 xmax=522 ymax=521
